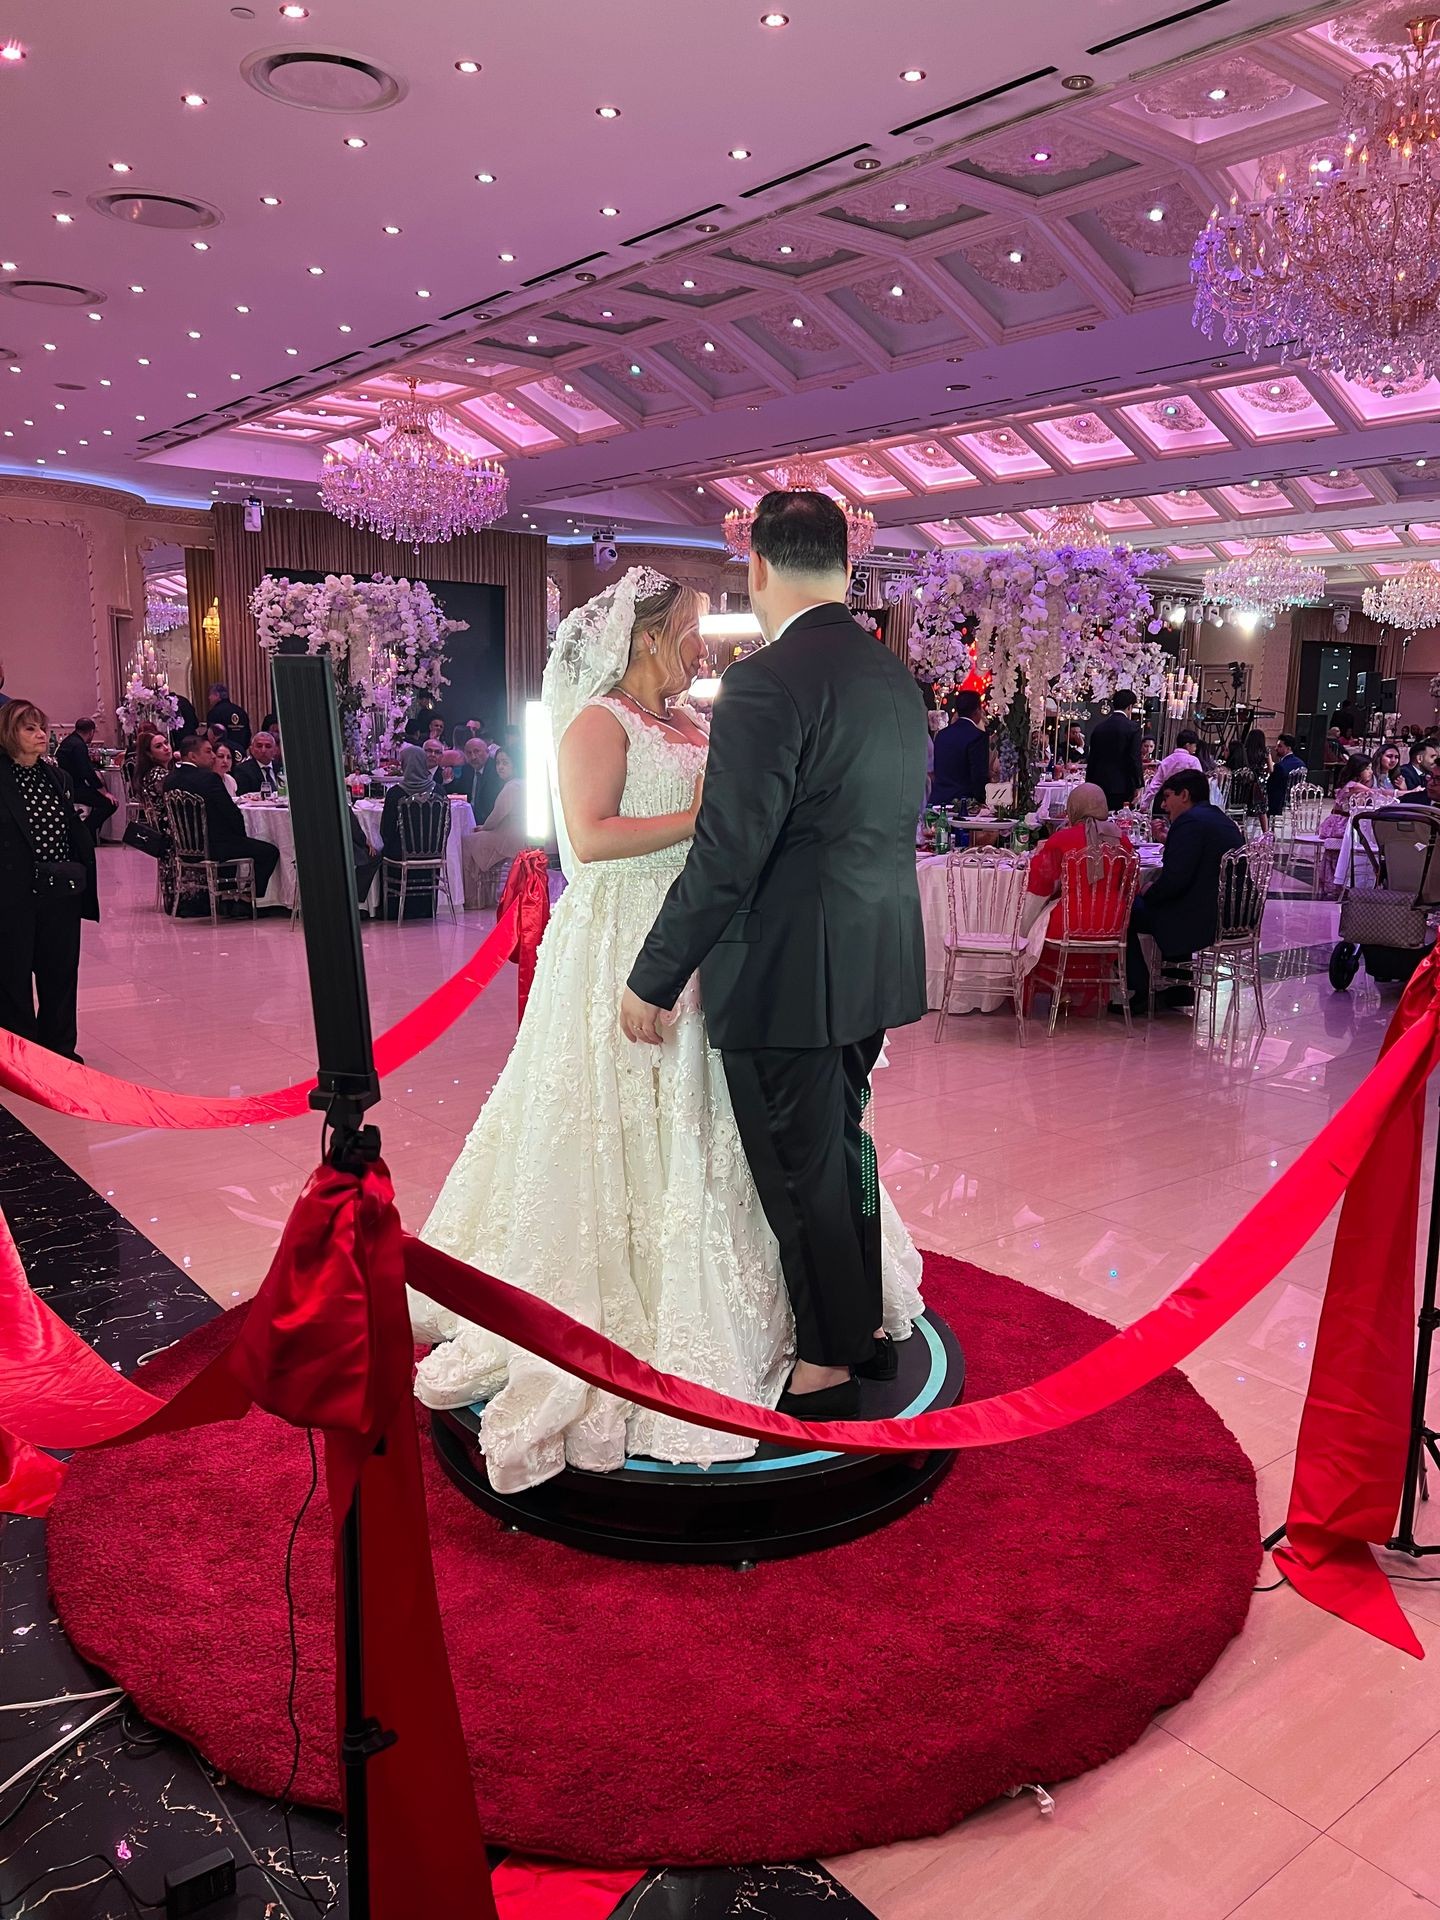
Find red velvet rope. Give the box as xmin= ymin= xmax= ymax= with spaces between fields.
xmin=0 ymin=898 xmax=529 ymax=1129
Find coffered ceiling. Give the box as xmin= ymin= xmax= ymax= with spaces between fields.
xmin=4 ymin=0 xmax=1438 ymax=585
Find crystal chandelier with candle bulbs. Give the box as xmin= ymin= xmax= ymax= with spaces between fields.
xmin=721 ymin=456 xmax=876 ymax=564
xmin=1191 ymin=14 xmax=1440 ymax=383
xmin=320 ymin=378 xmax=508 ymax=546
xmin=1363 ymin=560 xmax=1440 ymax=639
xmin=1202 ymin=537 xmax=1327 ymax=626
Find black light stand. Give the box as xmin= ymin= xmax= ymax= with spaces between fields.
xmin=1262 ymin=1084 xmax=1440 ymax=1561
xmin=270 ymin=654 xmax=391 ymax=1920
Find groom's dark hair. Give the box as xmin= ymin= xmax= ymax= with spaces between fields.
xmin=752 ymin=490 xmax=849 ymax=577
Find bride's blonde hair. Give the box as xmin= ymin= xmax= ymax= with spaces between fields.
xmin=629 ymin=580 xmax=706 ymax=694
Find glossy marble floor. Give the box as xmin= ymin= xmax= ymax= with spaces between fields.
xmin=7 ymin=845 xmax=1440 ymax=1920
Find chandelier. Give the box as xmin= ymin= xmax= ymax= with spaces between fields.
xmin=144 ymin=592 xmax=187 ymax=635
xmin=1191 ymin=15 xmax=1440 ymax=383
xmin=721 ymin=457 xmax=876 ymax=563
xmin=1363 ymin=559 xmax=1440 ymax=638
xmin=320 ymin=378 xmax=508 ymax=546
xmin=1202 ymin=537 xmax=1327 ymax=625
xmin=1029 ymin=503 xmax=1110 ymax=549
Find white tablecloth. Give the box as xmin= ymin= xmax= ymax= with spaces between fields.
xmin=916 ymin=854 xmax=1051 ymax=1014
xmin=98 ymin=766 xmax=127 ymax=842
xmin=238 ymin=794 xmax=474 ymax=910
xmin=1033 ymin=778 xmax=1078 ymax=820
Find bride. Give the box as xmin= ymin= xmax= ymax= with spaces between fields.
xmin=407 ymin=566 xmax=922 ymax=1493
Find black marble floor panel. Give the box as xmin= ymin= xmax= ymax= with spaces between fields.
xmin=0 ymin=1107 xmax=874 ymax=1919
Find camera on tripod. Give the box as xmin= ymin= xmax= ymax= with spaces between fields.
xmin=1227 ymin=661 xmax=1247 ymax=692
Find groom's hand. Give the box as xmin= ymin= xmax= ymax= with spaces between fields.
xmin=620 ymin=986 xmax=665 ymax=1046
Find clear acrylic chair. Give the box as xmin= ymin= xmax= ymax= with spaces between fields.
xmin=382 ymin=794 xmax=457 ymax=923
xmin=1192 ymin=836 xmax=1276 ymax=1044
xmin=1279 ymin=784 xmax=1325 ymax=891
xmin=1040 ymin=841 xmax=1140 ymax=1035
xmin=163 ymin=789 xmax=257 ymax=926
xmin=934 ymin=848 xmax=1029 ymax=1044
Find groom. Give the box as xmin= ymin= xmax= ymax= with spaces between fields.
xmin=621 ymin=491 xmax=928 ymax=1418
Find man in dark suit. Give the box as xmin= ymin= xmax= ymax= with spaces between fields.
xmin=164 ymin=735 xmax=280 ymax=899
xmin=1265 ymin=734 xmax=1308 ymax=814
xmin=1086 ymin=689 xmax=1144 ymax=808
xmin=1126 ymin=770 xmax=1244 ymax=1011
xmin=623 ymin=491 xmax=929 ymax=1419
xmin=55 ymin=719 xmax=116 ymax=842
xmin=232 ymin=730 xmax=283 ymax=797
xmin=205 ymin=683 xmax=252 ymax=755
xmin=929 ymin=691 xmax=989 ymax=809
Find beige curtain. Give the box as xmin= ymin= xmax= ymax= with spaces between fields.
xmin=883 ymin=594 xmax=917 ymax=664
xmin=184 ymin=546 xmax=219 ymax=709
xmin=211 ymin=505 xmax=547 ymax=724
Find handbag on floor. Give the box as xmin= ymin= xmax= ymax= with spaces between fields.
xmin=123 ymin=819 xmax=171 ymax=860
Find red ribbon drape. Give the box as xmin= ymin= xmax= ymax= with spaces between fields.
xmin=0 ymin=896 xmax=533 ymax=1130
xmin=498 ymin=849 xmax=550 ymax=1019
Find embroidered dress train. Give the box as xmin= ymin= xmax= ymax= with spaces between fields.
xmin=407 ymin=576 xmax=922 ymax=1495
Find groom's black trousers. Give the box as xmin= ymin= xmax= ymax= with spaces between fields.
xmin=722 ymin=1030 xmax=884 ymax=1369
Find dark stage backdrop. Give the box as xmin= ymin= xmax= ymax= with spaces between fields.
xmin=270 ymin=570 xmax=506 ymax=741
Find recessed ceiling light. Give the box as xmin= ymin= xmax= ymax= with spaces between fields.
xmin=344 ymin=135 xmax=367 ymax=149
xmin=135 ymin=413 xmax=145 ymax=421
xmin=307 ymin=264 xmax=324 ymax=274
xmin=187 ymin=329 xmax=201 ymax=339
xmin=129 ymin=284 xmax=144 ymax=294
xmin=681 ymin=277 xmax=697 ymax=288
xmin=455 ymin=59 xmax=480 ymax=73
xmin=186 ymin=390 xmax=197 ymax=398
xmin=416 ymin=288 xmax=431 ymax=298
xmin=1208 ymin=87 xmax=1228 ymax=102
xmin=890 ymin=283 xmax=904 ymax=297
xmin=729 ymin=147 xmax=751 ymax=160
xmin=1 ymin=261 xmax=14 ymax=271
xmin=1 ymin=41 xmax=25 ymax=62
xmin=499 ymin=249 xmax=515 ymax=261
xmin=525 ymin=332 xmax=539 ymax=343
xmin=1250 ymin=478 xmax=1261 ymax=488
xmin=1031 ymin=149 xmax=1051 ymax=163
xmin=854 ymin=157 xmax=881 ymax=171
xmin=563 ymin=382 xmax=575 ymax=392
xmin=1330 ymin=468 xmax=1340 ymax=477
xmin=696 ymin=220 xmax=720 ymax=231
xmin=52 ymin=400 xmax=62 ymax=408
xmin=702 ymin=339 xmax=715 ymax=351
xmin=261 ymin=194 xmax=281 ymax=206
xmin=53 ymin=212 xmax=73 ymax=225
xmin=1008 ymin=248 xmax=1024 ymax=264
xmin=136 ymin=355 xmax=148 ymax=364
xmin=475 ymin=171 xmax=495 ymax=184
xmin=1164 ymin=404 xmax=1178 ymax=417
xmin=901 ymin=68 xmax=925 ymax=82
xmin=791 ymin=315 xmax=804 ymax=328
xmin=760 ymin=11 xmax=789 ymax=24
xmin=595 ymin=104 xmax=621 ymax=119
xmin=285 ymin=345 xmax=299 ymax=353
xmin=382 ymin=224 xmax=401 ymax=235
xmin=893 ymin=200 xmax=909 ymax=211
xmin=1420 ymin=458 xmax=1429 ymax=468
xmin=1146 ymin=206 xmax=1165 ymax=222
xmin=600 ymin=205 xmax=619 ymax=216
xmin=98 ymin=379 xmax=109 ymax=387
xmin=192 ymin=240 xmax=209 ymax=250
xmin=601 ymin=308 xmax=613 ymax=317
xmin=181 ymin=92 xmax=206 ymax=107
xmin=338 ymin=323 xmax=352 ymax=332
xmin=778 ymin=244 xmax=793 ymax=255
xmin=109 ymin=160 xmax=132 ymax=174
xmin=280 ymin=3 xmax=308 ymax=15
xmin=102 ymin=427 xmax=111 ymax=434
xmin=629 ymin=362 xmax=642 ymax=374
xmin=87 ymin=310 xmax=101 ymax=321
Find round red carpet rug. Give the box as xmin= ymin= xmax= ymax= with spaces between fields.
xmin=47 ymin=1254 xmax=1259 ymax=1866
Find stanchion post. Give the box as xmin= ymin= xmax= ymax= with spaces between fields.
xmin=270 ymin=654 xmax=389 ymax=1920
xmin=1389 ymin=1083 xmax=1440 ymax=1556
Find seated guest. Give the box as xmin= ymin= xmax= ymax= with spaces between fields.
xmin=1319 ymin=756 xmax=1375 ymax=844
xmin=1395 ymin=739 xmax=1437 ymax=793
xmin=461 ymin=749 xmax=527 ymax=907
xmin=423 ymin=736 xmax=457 ymax=793
xmin=1371 ymin=742 xmax=1402 ymax=793
xmin=134 ymin=731 xmax=174 ymax=817
xmin=929 ymin=690 xmax=989 ymax=809
xmin=379 ymin=776 xmax=449 ymax=921
xmin=1086 ymin=689 xmax=1143 ymax=809
xmin=164 ymin=735 xmax=280 ymax=901
xmin=452 ymin=734 xmax=502 ymax=823
xmin=1266 ymin=734 xmax=1307 ymax=813
xmin=395 ymin=716 xmax=434 ymax=794
xmin=1139 ymin=727 xmax=1204 ymax=809
xmin=233 ymin=730 xmax=283 ymax=797
xmin=211 ymin=741 xmax=239 ymax=797
xmin=56 ymin=718 xmax=116 ymax=842
xmin=1125 ymin=771 xmax=1243 ymax=1012
xmin=0 ymin=699 xmax=98 ymax=1060
xmin=426 ymin=715 xmax=449 ymax=744
xmin=170 ymin=691 xmax=199 ymax=749
xmin=205 ymin=683 xmax=251 ymax=754
xmin=1021 ymin=783 xmax=1132 ymax=937
xmin=349 ymin=804 xmax=381 ymax=908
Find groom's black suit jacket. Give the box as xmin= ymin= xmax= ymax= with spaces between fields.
xmin=628 ymin=601 xmax=929 ymax=1051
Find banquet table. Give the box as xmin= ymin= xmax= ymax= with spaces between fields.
xmin=1033 ymin=777 xmax=1079 ymax=820
xmin=98 ymin=766 xmax=128 ymax=843
xmin=237 ymin=793 xmax=475 ymax=911
xmin=915 ymin=853 xmax=1052 ymax=1014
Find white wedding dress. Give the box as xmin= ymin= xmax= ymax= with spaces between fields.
xmin=407 ymin=694 xmax=924 ymax=1493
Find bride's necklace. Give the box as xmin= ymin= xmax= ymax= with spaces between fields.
xmin=616 ymin=686 xmax=690 ymax=735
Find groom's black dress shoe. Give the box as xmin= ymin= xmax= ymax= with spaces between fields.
xmin=854 ymin=1333 xmax=898 ymax=1383
xmin=777 ymin=1376 xmax=862 ymax=1421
